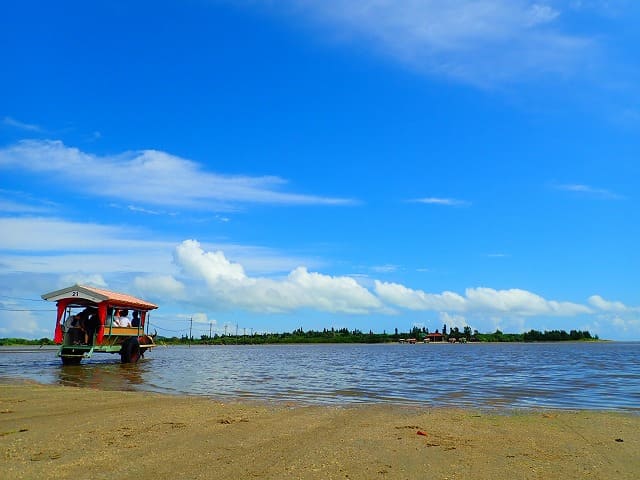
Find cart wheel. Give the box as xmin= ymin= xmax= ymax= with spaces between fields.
xmin=120 ymin=337 xmax=141 ymax=363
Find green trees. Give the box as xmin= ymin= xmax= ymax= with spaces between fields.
xmin=409 ymin=326 xmax=423 ymax=339
xmin=5 ymin=327 xmax=597 ymax=347
xmin=463 ymin=326 xmax=472 ymax=340
xmin=0 ymin=337 xmax=56 ymax=346
xmin=155 ymin=327 xmax=596 ymax=345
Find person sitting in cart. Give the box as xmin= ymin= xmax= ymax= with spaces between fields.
xmin=114 ymin=309 xmax=131 ymax=327
xmin=84 ymin=308 xmax=100 ymax=344
xmin=64 ymin=313 xmax=85 ymax=344
xmin=131 ymin=310 xmax=140 ymax=327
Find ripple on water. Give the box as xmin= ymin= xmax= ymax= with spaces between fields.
xmin=1 ymin=343 xmax=639 ymax=411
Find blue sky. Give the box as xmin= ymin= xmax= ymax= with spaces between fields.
xmin=1 ymin=0 xmax=639 ymax=340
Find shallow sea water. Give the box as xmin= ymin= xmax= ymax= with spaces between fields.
xmin=1 ymin=342 xmax=638 ymax=411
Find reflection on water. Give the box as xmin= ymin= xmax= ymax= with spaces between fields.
xmin=57 ymin=362 xmax=146 ymax=390
xmin=1 ymin=342 xmax=639 ymax=411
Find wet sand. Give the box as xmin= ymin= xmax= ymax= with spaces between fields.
xmin=1 ymin=382 xmax=638 ymax=479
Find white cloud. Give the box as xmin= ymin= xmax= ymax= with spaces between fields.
xmin=608 ymin=315 xmax=639 ymax=333
xmin=0 ymin=217 xmax=324 ymax=280
xmin=0 ymin=217 xmax=168 ymax=252
xmin=176 ymin=240 xmax=248 ymax=284
xmin=0 ymin=199 xmax=50 ymax=213
xmin=374 ymin=281 xmax=591 ymax=316
xmin=371 ymin=264 xmax=399 ymax=273
xmin=524 ymin=4 xmax=560 ymax=27
xmin=588 ymin=295 xmax=635 ymax=313
xmin=465 ymin=287 xmax=591 ymax=315
xmin=191 ymin=313 xmax=213 ymax=325
xmin=259 ymin=0 xmax=593 ymax=85
xmin=586 ymin=296 xmax=639 ymax=338
xmin=0 ymin=252 xmax=172 ymax=277
xmin=0 ymin=140 xmax=355 ymax=211
xmin=0 ymin=215 xmax=635 ymax=338
xmin=0 ymin=230 xmax=637 ymax=339
xmin=58 ymin=274 xmax=108 ymax=288
xmin=374 ymin=281 xmax=467 ymax=311
xmin=413 ymin=197 xmax=470 ymax=206
xmin=553 ymin=183 xmax=622 ymax=199
xmin=170 ymin=239 xmax=383 ymax=314
xmin=2 ymin=116 xmax=42 ymax=132
xmin=0 ymin=190 xmax=54 ymax=214
xmin=126 ymin=205 xmax=164 ymax=215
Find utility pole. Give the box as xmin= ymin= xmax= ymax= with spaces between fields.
xmin=209 ymin=322 xmax=212 ymax=343
xmin=189 ymin=317 xmax=193 ymax=348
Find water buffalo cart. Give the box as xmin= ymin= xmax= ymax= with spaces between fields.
xmin=42 ymin=284 xmax=158 ymax=365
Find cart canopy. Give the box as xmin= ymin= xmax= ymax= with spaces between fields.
xmin=42 ymin=284 xmax=158 ymax=310
xmin=42 ymin=284 xmax=158 ymax=344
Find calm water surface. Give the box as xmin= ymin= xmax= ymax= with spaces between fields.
xmin=1 ymin=342 xmax=638 ymax=411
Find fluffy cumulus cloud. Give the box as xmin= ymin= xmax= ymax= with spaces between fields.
xmin=0 ymin=140 xmax=353 ymax=210
xmin=588 ymin=295 xmax=633 ymax=313
xmin=1 ymin=215 xmax=637 ymax=338
xmin=170 ymin=240 xmax=383 ymax=314
xmin=163 ymin=243 xmax=629 ymax=325
xmin=156 ymin=242 xmax=631 ymax=325
xmin=191 ymin=312 xmax=214 ymax=326
xmin=259 ymin=0 xmax=593 ymax=85
xmin=374 ymin=281 xmax=591 ymax=316
xmin=373 ymin=281 xmax=467 ymax=311
xmin=587 ymin=295 xmax=639 ymax=335
xmin=465 ymin=287 xmax=591 ymax=316
xmin=59 ymin=274 xmax=107 ymax=289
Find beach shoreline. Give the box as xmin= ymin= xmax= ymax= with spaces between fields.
xmin=1 ymin=381 xmax=638 ymax=479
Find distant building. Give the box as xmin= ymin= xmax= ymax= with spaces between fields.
xmin=426 ymin=332 xmax=444 ymax=342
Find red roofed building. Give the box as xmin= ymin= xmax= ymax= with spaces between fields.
xmin=426 ymin=331 xmax=444 ymax=342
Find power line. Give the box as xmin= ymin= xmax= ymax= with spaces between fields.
xmin=147 ymin=322 xmax=188 ymax=334
xmin=0 ymin=307 xmax=56 ymax=312
xmin=0 ymin=294 xmax=46 ymax=302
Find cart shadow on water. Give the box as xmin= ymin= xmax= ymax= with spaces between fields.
xmin=56 ymin=359 xmax=150 ymax=391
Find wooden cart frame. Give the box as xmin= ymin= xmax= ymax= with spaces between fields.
xmin=42 ymin=284 xmax=158 ymax=364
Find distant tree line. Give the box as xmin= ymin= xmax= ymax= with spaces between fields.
xmin=158 ymin=327 xmax=394 ymax=345
xmin=474 ymin=329 xmax=596 ymax=342
xmin=153 ymin=326 xmax=598 ymax=345
xmin=0 ymin=327 xmax=598 ymax=346
xmin=0 ymin=337 xmax=56 ymax=346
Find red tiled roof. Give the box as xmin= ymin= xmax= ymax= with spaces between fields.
xmin=80 ymin=285 xmax=158 ymax=310
xmin=42 ymin=284 xmax=158 ymax=310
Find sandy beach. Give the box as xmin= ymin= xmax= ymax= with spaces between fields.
xmin=1 ymin=381 xmax=637 ymax=479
